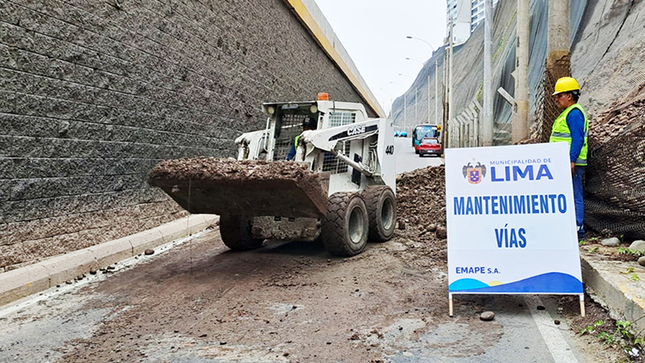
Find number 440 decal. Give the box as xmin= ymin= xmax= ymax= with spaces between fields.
xmin=385 ymin=145 xmax=394 ymax=155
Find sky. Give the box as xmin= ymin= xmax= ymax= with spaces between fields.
xmin=314 ymin=0 xmax=448 ymax=115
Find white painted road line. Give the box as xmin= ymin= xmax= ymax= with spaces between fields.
xmin=525 ymin=295 xmax=579 ymax=363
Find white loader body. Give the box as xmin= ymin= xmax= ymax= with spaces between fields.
xmin=229 ymin=99 xmax=397 ymax=256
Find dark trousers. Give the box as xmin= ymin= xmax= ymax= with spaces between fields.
xmin=573 ymin=166 xmax=585 ymax=238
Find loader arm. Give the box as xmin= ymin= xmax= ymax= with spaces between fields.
xmin=235 ymin=129 xmax=269 ymax=160
xmin=298 ymin=118 xmax=382 ymax=176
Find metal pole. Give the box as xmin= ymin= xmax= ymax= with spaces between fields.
xmin=475 ymin=111 xmax=482 ymax=146
xmin=435 ymin=61 xmax=439 ymax=126
xmin=404 ymin=93 xmax=407 ymax=126
xmin=428 ymin=74 xmax=431 ymax=124
xmin=442 ymin=52 xmax=449 ymax=149
xmin=543 ymin=0 xmax=570 ymax=142
xmin=449 ymin=19 xmax=454 ymax=147
xmin=483 ymin=0 xmax=494 ymax=146
xmin=548 ymin=0 xmax=570 ymax=63
xmin=513 ymin=0 xmax=530 ymax=143
xmin=415 ymin=88 xmax=418 ymax=124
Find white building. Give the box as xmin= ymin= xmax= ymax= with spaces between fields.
xmin=446 ymin=0 xmax=499 ymax=44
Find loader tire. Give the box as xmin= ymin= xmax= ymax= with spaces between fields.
xmin=363 ymin=186 xmax=396 ymax=242
xmin=219 ymin=215 xmax=264 ymax=251
xmin=321 ymin=192 xmax=369 ymax=256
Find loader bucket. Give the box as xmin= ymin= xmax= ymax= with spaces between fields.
xmin=148 ymin=158 xmax=329 ymax=218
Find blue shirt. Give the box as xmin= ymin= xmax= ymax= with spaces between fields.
xmin=566 ymin=108 xmax=585 ymax=163
xmin=286 ymin=144 xmax=296 ymax=160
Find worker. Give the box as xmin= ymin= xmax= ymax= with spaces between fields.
xmin=287 ymin=116 xmax=317 ymax=160
xmin=549 ymin=76 xmax=589 ymax=239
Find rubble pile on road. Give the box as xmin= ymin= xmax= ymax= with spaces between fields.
xmin=395 ymin=165 xmax=447 ymax=248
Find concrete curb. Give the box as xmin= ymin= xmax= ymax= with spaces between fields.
xmin=0 ymin=214 xmax=218 ymax=307
xmin=581 ymin=253 xmax=645 ymax=334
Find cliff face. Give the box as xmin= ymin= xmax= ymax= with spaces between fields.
xmin=391 ymin=0 xmax=645 ymax=141
xmin=572 ymin=0 xmax=645 ymax=116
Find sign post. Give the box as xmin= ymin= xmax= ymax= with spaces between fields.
xmin=445 ymin=143 xmax=584 ymax=316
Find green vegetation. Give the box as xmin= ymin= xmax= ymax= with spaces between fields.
xmin=580 ymin=319 xmax=604 ymax=335
xmin=598 ymin=331 xmax=615 ymax=344
xmin=617 ymin=247 xmax=644 ymax=257
xmin=580 ymin=319 xmax=643 ymax=361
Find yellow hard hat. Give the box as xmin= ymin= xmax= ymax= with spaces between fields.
xmin=553 ymin=77 xmax=580 ymax=95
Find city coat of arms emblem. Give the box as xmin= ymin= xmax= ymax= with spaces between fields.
xmin=462 ymin=162 xmax=486 ymax=184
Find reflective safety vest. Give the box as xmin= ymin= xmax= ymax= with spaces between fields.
xmin=549 ymin=103 xmax=589 ymax=166
xmin=289 ymin=135 xmax=301 ymax=160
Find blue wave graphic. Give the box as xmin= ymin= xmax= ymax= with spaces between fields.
xmin=449 ymin=272 xmax=583 ymax=293
xmin=449 ymin=278 xmax=489 ymax=290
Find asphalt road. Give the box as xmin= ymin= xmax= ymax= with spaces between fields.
xmin=0 ymin=143 xmax=618 ymax=363
xmin=395 ymin=137 xmax=444 ymax=174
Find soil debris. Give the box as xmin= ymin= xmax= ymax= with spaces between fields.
xmin=148 ymin=158 xmax=316 ymax=183
xmin=395 ymin=165 xmax=446 ymax=233
xmin=148 ymin=158 xmax=328 ymax=218
xmin=395 ymin=165 xmax=447 ymax=266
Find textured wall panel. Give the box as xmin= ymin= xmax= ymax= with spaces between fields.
xmin=0 ymin=0 xmax=370 ymax=270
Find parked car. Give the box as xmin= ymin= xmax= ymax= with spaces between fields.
xmin=394 ymin=130 xmax=401 ymax=137
xmin=418 ymin=137 xmax=443 ymax=157
xmin=400 ymin=130 xmax=408 ymax=137
xmin=412 ymin=124 xmax=440 ymax=154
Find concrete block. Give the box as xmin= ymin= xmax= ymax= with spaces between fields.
xmin=87 ymin=237 xmax=133 ymax=268
xmin=202 ymin=214 xmax=220 ymax=228
xmin=157 ymin=215 xmax=208 ymax=243
xmin=188 ymin=214 xmax=219 ymax=234
xmin=129 ymin=229 xmax=164 ymax=256
xmin=38 ymin=249 xmax=96 ymax=286
xmin=581 ymin=255 xmax=645 ymax=334
xmin=156 ymin=218 xmax=190 ymax=243
xmin=0 ymin=264 xmax=49 ymax=307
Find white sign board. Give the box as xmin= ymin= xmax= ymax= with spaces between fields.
xmin=445 ymin=143 xmax=583 ymax=304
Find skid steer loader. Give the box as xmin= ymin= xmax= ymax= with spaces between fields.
xmin=149 ymin=95 xmax=397 ymax=256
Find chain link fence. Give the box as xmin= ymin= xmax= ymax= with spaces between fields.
xmin=532 ymin=56 xmax=572 ymax=143
xmin=533 ymin=57 xmax=645 ymax=238
xmin=584 ymin=98 xmax=645 ymax=239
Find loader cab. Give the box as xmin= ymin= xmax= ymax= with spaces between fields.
xmin=262 ymin=100 xmax=369 ymax=161
xmin=263 ymin=102 xmax=320 ymax=161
